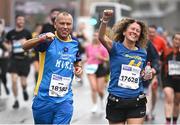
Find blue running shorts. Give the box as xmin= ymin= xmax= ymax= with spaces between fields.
xmin=32 ymin=97 xmax=73 ymax=124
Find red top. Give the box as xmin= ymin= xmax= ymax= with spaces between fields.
xmin=152 ymin=35 xmax=167 ymax=56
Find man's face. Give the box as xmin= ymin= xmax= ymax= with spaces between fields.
xmin=55 ymin=14 xmax=73 ymax=39
xmin=148 ymin=27 xmax=156 ymax=40
xmin=16 ymin=16 xmax=25 ymax=28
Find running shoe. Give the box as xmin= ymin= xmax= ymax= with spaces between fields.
xmin=145 ymin=114 xmax=155 ymax=121
xmin=99 ymin=99 xmax=105 ymax=114
xmin=12 ymin=100 xmax=19 ymax=109
xmin=23 ymin=90 xmax=29 ymax=101
xmin=4 ymin=86 xmax=10 ymax=95
xmin=91 ymin=104 xmax=98 ymax=114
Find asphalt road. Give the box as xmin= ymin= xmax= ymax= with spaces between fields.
xmin=0 ymin=66 xmax=179 ymax=124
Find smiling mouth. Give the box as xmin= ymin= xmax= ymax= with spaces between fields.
xmin=130 ymin=35 xmax=137 ymax=39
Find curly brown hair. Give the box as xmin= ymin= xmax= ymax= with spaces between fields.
xmin=111 ymin=18 xmax=148 ymax=48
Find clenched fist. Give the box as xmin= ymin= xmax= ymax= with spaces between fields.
xmin=45 ymin=32 xmax=55 ymax=40
xmin=39 ymin=32 xmax=55 ymax=42
xmin=102 ymin=9 xmax=113 ymax=23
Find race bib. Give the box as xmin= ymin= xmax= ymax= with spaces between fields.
xmin=118 ymin=64 xmax=141 ymax=89
xmin=84 ymin=64 xmax=98 ymax=74
xmin=12 ymin=40 xmax=24 ymax=53
xmin=49 ymin=74 xmax=71 ymax=97
xmin=0 ymin=48 xmax=3 ymax=57
xmin=168 ymin=60 xmax=180 ymax=75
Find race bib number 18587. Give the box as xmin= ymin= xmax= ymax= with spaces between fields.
xmin=49 ymin=74 xmax=71 ymax=97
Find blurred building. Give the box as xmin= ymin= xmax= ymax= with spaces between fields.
xmin=0 ymin=0 xmax=179 ymax=33
xmin=79 ymin=0 xmax=115 ymax=16
xmin=131 ymin=0 xmax=180 ymax=33
xmin=0 ymin=0 xmax=80 ymax=29
xmin=81 ymin=0 xmax=180 ymax=33
xmin=0 ymin=0 xmax=12 ymax=26
xmin=0 ymin=0 xmax=112 ymax=25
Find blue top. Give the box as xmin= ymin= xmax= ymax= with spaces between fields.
xmin=34 ymin=36 xmax=81 ymax=103
xmin=108 ymin=42 xmax=147 ymax=98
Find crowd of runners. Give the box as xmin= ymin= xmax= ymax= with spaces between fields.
xmin=0 ymin=7 xmax=179 ymax=125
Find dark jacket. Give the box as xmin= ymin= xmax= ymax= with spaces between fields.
xmin=143 ymin=41 xmax=160 ymax=88
xmin=146 ymin=40 xmax=160 ymax=74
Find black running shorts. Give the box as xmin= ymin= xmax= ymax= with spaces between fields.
xmin=106 ymin=94 xmax=146 ymax=123
xmin=8 ymin=58 xmax=30 ymax=77
xmin=162 ymin=76 xmax=180 ymax=92
xmin=95 ymin=64 xmax=108 ymax=78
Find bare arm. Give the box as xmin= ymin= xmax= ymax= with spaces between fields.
xmin=2 ymin=41 xmax=11 ymax=51
xmin=22 ymin=32 xmax=55 ymax=51
xmin=98 ymin=10 xmax=113 ymax=51
xmin=74 ymin=61 xmax=83 ymax=77
xmin=22 ymin=37 xmax=41 ymax=51
xmin=96 ymin=53 xmax=109 ymax=62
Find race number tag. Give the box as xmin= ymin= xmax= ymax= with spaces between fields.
xmin=84 ymin=64 xmax=98 ymax=74
xmin=0 ymin=48 xmax=3 ymax=57
xmin=13 ymin=40 xmax=24 ymax=53
xmin=118 ymin=64 xmax=141 ymax=89
xmin=168 ymin=60 xmax=180 ymax=75
xmin=49 ymin=74 xmax=71 ymax=97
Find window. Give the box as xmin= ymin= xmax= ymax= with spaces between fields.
xmin=159 ymin=2 xmax=168 ymax=11
xmin=138 ymin=3 xmax=151 ymax=11
xmin=121 ymin=9 xmax=131 ymax=17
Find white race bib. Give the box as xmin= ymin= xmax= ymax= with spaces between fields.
xmin=13 ymin=40 xmax=24 ymax=53
xmin=0 ymin=48 xmax=3 ymax=57
xmin=49 ymin=74 xmax=71 ymax=97
xmin=168 ymin=60 xmax=180 ymax=75
xmin=118 ymin=64 xmax=141 ymax=89
xmin=85 ymin=64 xmax=98 ymax=74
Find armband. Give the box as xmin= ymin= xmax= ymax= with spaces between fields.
xmin=38 ymin=33 xmax=46 ymax=42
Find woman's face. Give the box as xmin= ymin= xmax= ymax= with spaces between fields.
xmin=92 ymin=32 xmax=99 ymax=44
xmin=124 ymin=22 xmax=141 ymax=43
xmin=173 ymin=34 xmax=180 ymax=48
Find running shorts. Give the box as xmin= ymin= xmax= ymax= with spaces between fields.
xmin=106 ymin=94 xmax=146 ymax=123
xmin=8 ymin=58 xmax=30 ymax=77
xmin=32 ymin=97 xmax=73 ymax=124
xmin=162 ymin=76 xmax=180 ymax=92
xmin=95 ymin=64 xmax=109 ymax=78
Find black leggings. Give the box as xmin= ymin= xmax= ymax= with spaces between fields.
xmin=0 ymin=58 xmax=8 ymax=88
